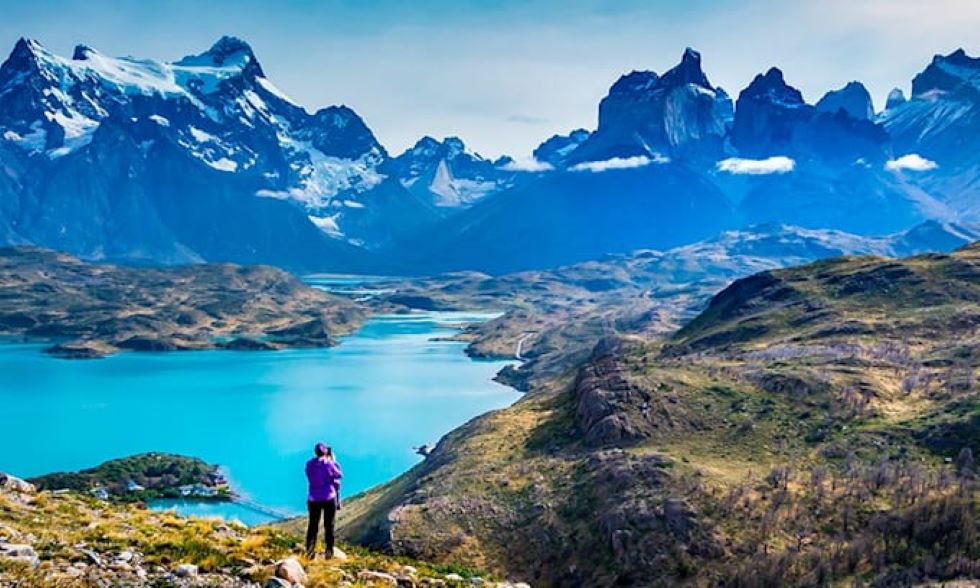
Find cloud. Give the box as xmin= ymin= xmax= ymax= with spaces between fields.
xmin=499 ymin=158 xmax=554 ymax=172
xmin=717 ymin=156 xmax=795 ymax=175
xmin=308 ymin=214 xmax=342 ymax=237
xmin=885 ymin=153 xmax=938 ymax=172
xmin=569 ymin=154 xmax=667 ymax=173
xmin=506 ymin=114 xmax=549 ymax=125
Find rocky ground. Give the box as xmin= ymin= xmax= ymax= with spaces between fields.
xmin=0 ymin=473 xmax=531 ymax=587
xmin=332 ymin=245 xmax=980 ymax=585
xmin=0 ymin=247 xmax=364 ymax=358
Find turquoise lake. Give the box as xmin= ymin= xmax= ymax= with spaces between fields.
xmin=0 ymin=312 xmax=518 ymax=525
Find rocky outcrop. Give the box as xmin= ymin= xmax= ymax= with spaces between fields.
xmin=574 ymin=336 xmax=703 ymax=447
xmin=584 ymin=450 xmax=722 ymax=583
xmin=0 ymin=473 xmax=35 ymax=495
xmin=575 ymin=347 xmax=651 ymax=446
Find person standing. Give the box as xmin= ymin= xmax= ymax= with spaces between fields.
xmin=305 ymin=442 xmax=342 ymax=559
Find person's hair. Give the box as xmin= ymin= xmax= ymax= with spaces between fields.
xmin=315 ymin=443 xmax=330 ymax=457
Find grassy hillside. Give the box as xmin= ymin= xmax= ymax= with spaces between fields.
xmin=0 ymin=477 xmax=504 ymax=587
xmin=332 ymin=244 xmax=980 ymax=585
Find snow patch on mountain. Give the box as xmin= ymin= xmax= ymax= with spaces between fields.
xmin=429 ymin=159 xmax=498 ymax=207
xmin=717 ymin=156 xmax=795 ymax=175
xmin=268 ymin=133 xmax=385 ymax=208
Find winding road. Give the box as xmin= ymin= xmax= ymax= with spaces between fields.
xmin=515 ymin=332 xmax=535 ymax=360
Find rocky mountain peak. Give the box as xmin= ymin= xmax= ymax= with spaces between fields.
xmin=533 ymin=128 xmax=591 ymax=167
xmin=306 ymin=105 xmax=386 ymax=158
xmin=71 ymin=44 xmax=94 ymax=60
xmin=816 ymin=81 xmax=873 ymax=120
xmin=912 ymin=48 xmax=980 ymax=97
xmin=659 ymin=47 xmax=712 ymax=89
xmin=885 ymin=87 xmax=907 ymax=110
xmin=742 ymin=67 xmax=805 ymax=106
xmin=608 ymin=70 xmax=660 ymax=95
xmin=575 ymin=48 xmax=731 ymax=163
xmin=443 ymin=136 xmax=466 ymax=157
xmin=2 ymin=38 xmax=46 ymax=76
xmin=399 ymin=136 xmax=477 ymax=163
xmin=944 ymin=47 xmax=978 ymax=67
xmin=9 ymin=37 xmax=42 ymax=59
xmin=175 ymin=35 xmax=263 ymax=77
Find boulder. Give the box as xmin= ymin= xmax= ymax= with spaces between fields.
xmin=0 ymin=473 xmax=36 ymax=494
xmin=332 ymin=546 xmax=349 ymax=561
xmin=0 ymin=543 xmax=39 ymax=566
xmin=78 ymin=548 xmax=103 ymax=567
xmin=173 ymin=563 xmax=199 ymax=577
xmin=357 ymin=570 xmax=398 ymax=585
xmin=264 ymin=579 xmax=291 ymax=588
xmin=117 ymin=550 xmax=135 ymax=563
xmin=274 ymin=557 xmax=307 ymax=584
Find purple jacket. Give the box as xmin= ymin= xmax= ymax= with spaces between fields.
xmin=305 ymin=457 xmax=342 ymax=502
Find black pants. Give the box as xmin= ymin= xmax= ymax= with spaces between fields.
xmin=306 ymin=500 xmax=337 ymax=558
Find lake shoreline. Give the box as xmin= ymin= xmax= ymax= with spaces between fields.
xmin=2 ymin=311 xmax=520 ymax=527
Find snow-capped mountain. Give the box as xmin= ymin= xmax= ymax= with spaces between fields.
xmin=386 ymin=136 xmax=515 ymax=208
xmin=0 ymin=37 xmax=976 ymax=274
xmin=0 ymin=36 xmax=435 ymax=268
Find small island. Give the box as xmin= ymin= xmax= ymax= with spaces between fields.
xmin=28 ymin=453 xmax=232 ymax=504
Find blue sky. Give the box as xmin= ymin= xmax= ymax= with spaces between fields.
xmin=2 ymin=0 xmax=977 ymax=158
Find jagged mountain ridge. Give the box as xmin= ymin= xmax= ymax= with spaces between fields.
xmin=0 ymin=39 xmax=977 ymax=272
xmin=397 ymin=47 xmax=977 ymax=274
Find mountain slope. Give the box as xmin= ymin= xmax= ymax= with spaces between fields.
xmin=400 ymin=161 xmax=737 ymax=274
xmin=334 ymin=244 xmax=980 ymax=585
